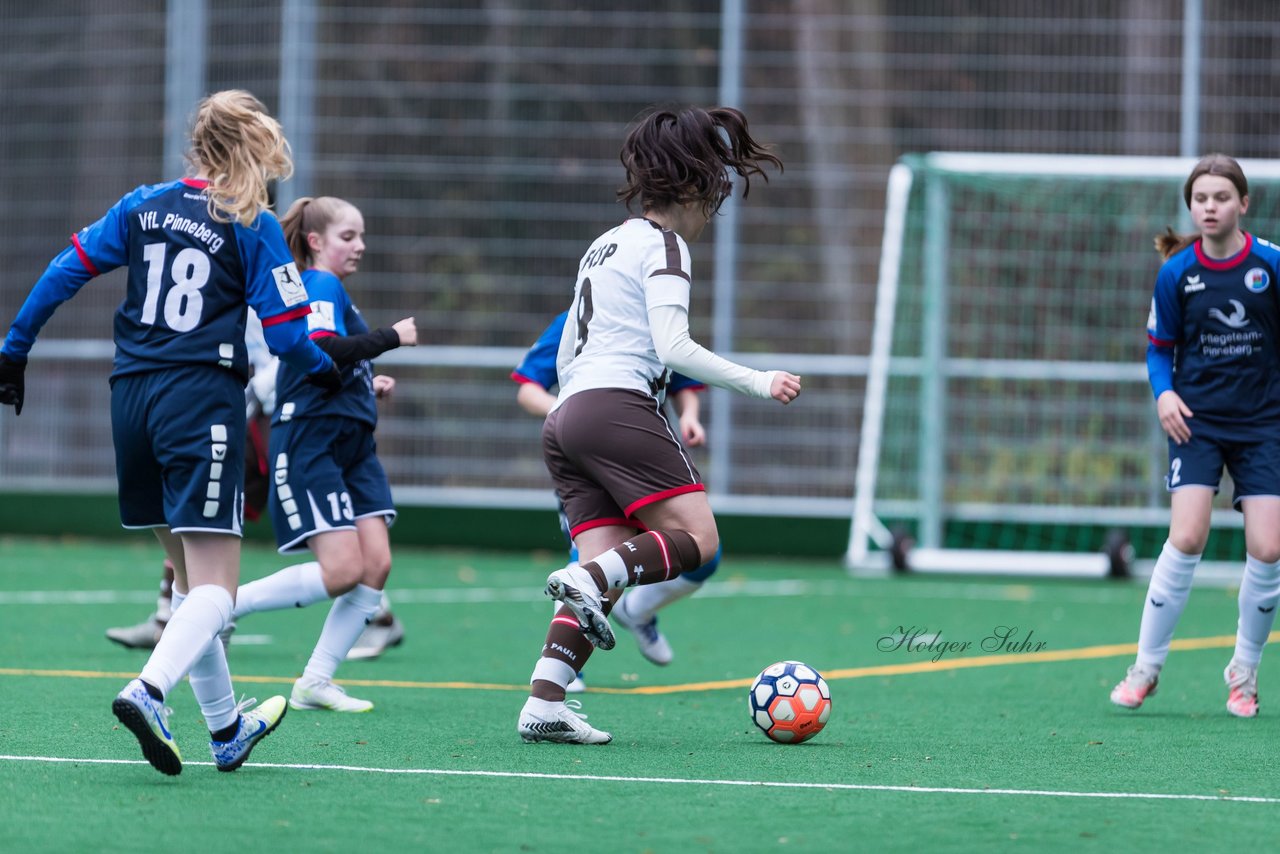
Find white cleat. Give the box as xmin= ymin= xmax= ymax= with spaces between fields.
xmin=517 ymin=696 xmax=611 ymax=744
xmin=105 ymin=615 xmax=166 ymax=650
xmin=347 ymin=613 xmax=405 ymax=661
xmin=1225 ymin=661 xmax=1259 ymax=718
xmin=1110 ymin=662 xmax=1159 ymax=709
xmin=289 ymin=677 xmax=374 ymax=713
xmin=544 ymin=564 xmax=615 ymax=650
xmin=612 ymin=599 xmax=673 ymax=666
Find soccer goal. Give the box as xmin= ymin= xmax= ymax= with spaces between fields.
xmin=846 ymin=153 xmax=1280 ymax=578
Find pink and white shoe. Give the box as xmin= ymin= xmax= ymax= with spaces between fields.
xmin=1110 ymin=663 xmax=1159 ymax=709
xmin=1224 ymin=662 xmax=1259 ymax=718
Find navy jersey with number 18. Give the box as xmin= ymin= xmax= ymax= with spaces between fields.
xmin=2 ymin=178 xmax=314 ymax=381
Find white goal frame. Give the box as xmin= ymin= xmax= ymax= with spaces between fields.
xmin=846 ymin=153 xmax=1280 ymax=577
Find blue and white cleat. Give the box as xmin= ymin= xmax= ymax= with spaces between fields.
xmin=211 ymin=695 xmax=288 ymax=772
xmin=112 ymin=678 xmax=182 ymax=776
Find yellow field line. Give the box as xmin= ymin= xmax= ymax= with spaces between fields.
xmin=4 ymin=631 xmax=1271 ymax=696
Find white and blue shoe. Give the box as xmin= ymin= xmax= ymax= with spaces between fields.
xmin=210 ymin=695 xmax=288 ymax=772
xmin=112 ymin=678 xmax=182 ymax=776
xmin=613 ymin=600 xmax=673 ymax=666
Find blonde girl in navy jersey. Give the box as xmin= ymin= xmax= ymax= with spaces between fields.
xmin=227 ymin=196 xmax=415 ymax=712
xmin=517 ymin=106 xmax=801 ymax=744
xmin=1112 ymin=154 xmax=1280 ymax=718
xmin=0 ymin=90 xmax=341 ymax=775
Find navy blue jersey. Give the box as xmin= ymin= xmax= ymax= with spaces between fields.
xmin=512 ymin=310 xmax=704 ymax=395
xmin=2 ymin=178 xmax=322 ymax=381
xmin=1147 ymin=233 xmax=1280 ymax=440
xmin=273 ymin=269 xmax=379 ymax=429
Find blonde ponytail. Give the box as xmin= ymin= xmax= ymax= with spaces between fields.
xmin=189 ymin=90 xmax=293 ymax=226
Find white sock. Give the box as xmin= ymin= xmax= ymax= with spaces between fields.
xmin=619 ymin=576 xmax=701 ymax=623
xmin=171 ymin=590 xmax=239 ymax=734
xmin=1233 ymin=553 xmax=1280 ymax=668
xmin=1135 ymin=541 xmax=1200 ymax=669
xmin=233 ymin=561 xmax=328 ymax=618
xmin=588 ymin=549 xmax=629 ymax=590
xmin=139 ymin=585 xmax=233 ymax=698
xmin=530 ymin=656 xmax=576 ymax=689
xmin=301 ymin=583 xmax=382 ymax=683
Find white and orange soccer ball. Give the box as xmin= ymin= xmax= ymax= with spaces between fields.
xmin=748 ymin=660 xmax=832 ymax=743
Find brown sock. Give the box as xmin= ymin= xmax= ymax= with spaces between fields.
xmin=531 ymin=597 xmax=617 ymax=701
xmin=582 ymin=529 xmax=703 ymax=590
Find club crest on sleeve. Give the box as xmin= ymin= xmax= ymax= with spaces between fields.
xmin=272 ymin=262 xmax=309 ymax=307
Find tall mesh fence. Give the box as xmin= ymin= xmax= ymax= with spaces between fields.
xmin=3 ymin=1 xmax=1280 ymax=520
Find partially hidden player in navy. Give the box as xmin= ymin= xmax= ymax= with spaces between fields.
xmin=0 ymin=90 xmax=344 ymax=775
xmin=512 ymin=310 xmax=722 ymax=693
xmin=1111 ymin=153 xmax=1280 ymax=718
xmin=227 ymin=195 xmax=416 ymax=713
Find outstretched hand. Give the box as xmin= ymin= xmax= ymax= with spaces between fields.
xmin=0 ymin=354 xmax=26 ymax=415
xmin=770 ymin=371 xmax=802 ymax=405
xmin=393 ymin=317 xmax=418 ymax=347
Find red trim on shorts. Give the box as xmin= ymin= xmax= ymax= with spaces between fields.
xmin=569 ymin=516 xmax=632 ymax=539
xmin=71 ymin=234 xmax=100 ymax=276
xmin=260 ymin=304 xmax=312 ymax=327
xmin=623 ymin=483 xmax=706 ymax=519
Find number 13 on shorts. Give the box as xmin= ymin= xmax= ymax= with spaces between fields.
xmin=326 ymin=491 xmax=354 ymax=522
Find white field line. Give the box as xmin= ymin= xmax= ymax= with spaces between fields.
xmin=0 ymin=754 xmax=1276 ymax=804
xmin=0 ymin=578 xmax=1142 ymax=606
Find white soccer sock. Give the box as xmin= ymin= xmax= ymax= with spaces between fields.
xmin=589 ymin=549 xmax=630 ymax=591
xmin=171 ymin=590 xmax=239 ymax=733
xmin=139 ymin=584 xmax=233 ymax=698
xmin=301 ymin=583 xmax=383 ymax=683
xmin=1233 ymin=553 xmax=1280 ymax=668
xmin=1135 ymin=541 xmax=1200 ymax=669
xmin=618 ymin=576 xmax=701 ymax=624
xmin=530 ymin=656 xmax=576 ymax=689
xmin=233 ymin=561 xmax=329 ymax=619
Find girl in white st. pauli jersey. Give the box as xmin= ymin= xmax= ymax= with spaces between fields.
xmin=1112 ymin=154 xmax=1280 ymax=718
xmin=517 ymin=106 xmax=801 ymax=743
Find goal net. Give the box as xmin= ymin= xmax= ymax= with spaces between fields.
xmin=847 ymin=153 xmax=1280 ymax=577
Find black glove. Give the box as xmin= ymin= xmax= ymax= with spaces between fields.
xmin=0 ymin=354 xmax=25 ymax=415
xmin=305 ymin=362 xmax=343 ymax=399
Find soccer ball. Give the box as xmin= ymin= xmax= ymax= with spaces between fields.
xmin=748 ymin=660 xmax=832 ymax=743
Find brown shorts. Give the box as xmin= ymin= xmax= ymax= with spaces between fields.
xmin=543 ymin=388 xmax=705 ymax=538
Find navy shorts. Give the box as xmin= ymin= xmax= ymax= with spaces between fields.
xmin=111 ymin=366 xmax=247 ymax=534
xmin=1166 ymin=433 xmax=1280 ymax=508
xmin=268 ymin=414 xmax=395 ymax=553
